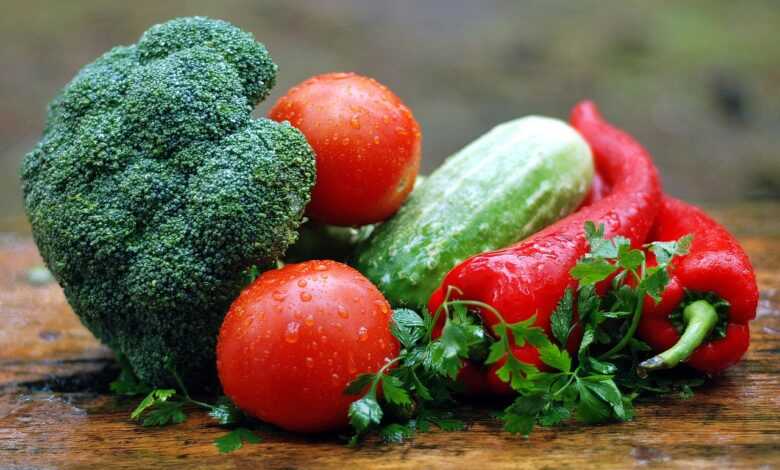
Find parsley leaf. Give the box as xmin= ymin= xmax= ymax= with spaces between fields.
xmin=214 ymin=427 xmax=262 ymax=454
xmin=571 ymin=258 xmax=617 ymax=286
xmin=382 ymin=375 xmax=412 ymax=406
xmin=131 ymin=389 xmax=177 ymax=421
xmin=348 ymin=393 xmax=383 ymax=432
xmin=551 ymin=288 xmax=574 ymax=346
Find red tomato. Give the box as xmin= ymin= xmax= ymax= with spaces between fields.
xmin=269 ymin=72 xmax=421 ymax=226
xmin=216 ymin=260 xmax=399 ymax=433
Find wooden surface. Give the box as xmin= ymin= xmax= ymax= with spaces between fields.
xmin=1 ymin=203 xmax=779 ymax=469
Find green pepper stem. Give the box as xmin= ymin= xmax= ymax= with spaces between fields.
xmin=639 ymin=300 xmax=718 ymax=371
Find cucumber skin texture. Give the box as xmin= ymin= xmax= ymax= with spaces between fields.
xmin=353 ymin=116 xmax=594 ymax=310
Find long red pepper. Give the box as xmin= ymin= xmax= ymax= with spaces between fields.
xmin=428 ymin=101 xmax=662 ymax=393
xmin=637 ymin=196 xmax=758 ymax=374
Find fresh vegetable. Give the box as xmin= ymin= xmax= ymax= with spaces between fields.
xmin=346 ymin=221 xmax=698 ymax=440
xmin=217 ymin=260 xmax=399 ymax=433
xmin=20 ymin=17 xmax=316 ymax=388
xmin=637 ymin=196 xmax=758 ymax=374
xmin=428 ymin=101 xmax=661 ymax=393
xmin=356 ymin=116 xmax=594 ymax=310
xmin=269 ymin=72 xmax=421 ymax=226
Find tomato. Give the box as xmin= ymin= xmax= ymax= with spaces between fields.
xmin=216 ymin=260 xmax=399 ymax=433
xmin=269 ymin=72 xmax=421 ymax=226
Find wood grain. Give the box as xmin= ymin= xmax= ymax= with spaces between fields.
xmin=1 ymin=205 xmax=779 ymax=469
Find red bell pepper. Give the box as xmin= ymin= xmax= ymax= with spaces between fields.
xmin=637 ymin=196 xmax=758 ymax=374
xmin=428 ymin=101 xmax=662 ymax=394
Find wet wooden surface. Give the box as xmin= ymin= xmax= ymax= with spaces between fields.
xmin=1 ymin=203 xmax=779 ymax=469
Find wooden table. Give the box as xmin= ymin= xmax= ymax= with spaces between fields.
xmin=2 ymin=203 xmax=779 ymax=469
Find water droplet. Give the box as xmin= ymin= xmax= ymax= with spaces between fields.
xmin=305 ymin=357 xmax=314 ymax=368
xmin=337 ymin=305 xmax=349 ymax=319
xmin=396 ymin=126 xmax=408 ymax=136
xmin=331 ymin=373 xmax=341 ymax=385
xmin=284 ymin=322 xmax=300 ymax=343
xmin=293 ymin=311 xmax=303 ymax=320
xmin=272 ymin=291 xmax=286 ymax=301
xmin=373 ymin=135 xmax=380 ymax=145
xmin=321 ymin=335 xmax=328 ymax=343
xmin=358 ymin=326 xmax=368 ymax=342
xmin=327 ymin=358 xmax=334 ymax=366
xmin=342 ymin=137 xmax=350 ymax=145
xmin=304 ymin=314 xmax=315 ymax=327
xmin=300 ymin=291 xmax=312 ymax=302
xmin=350 ymin=115 xmax=361 ymax=129
xmin=315 ymin=263 xmax=328 ymax=272
xmin=297 ymin=279 xmax=307 ymax=288
xmin=375 ymin=300 xmax=389 ymax=315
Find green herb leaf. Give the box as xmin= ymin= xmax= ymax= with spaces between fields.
xmin=214 ymin=427 xmax=262 ymax=454
xmin=348 ymin=393 xmax=383 ymax=432
xmin=577 ymin=284 xmax=600 ymax=323
xmin=647 ymin=235 xmax=693 ymax=265
xmin=345 ymin=373 xmax=376 ymax=396
xmin=382 ymin=375 xmax=412 ymax=406
xmin=571 ymin=258 xmax=617 ymax=286
xmin=539 ymin=405 xmax=571 ymax=426
xmin=617 ymin=245 xmax=645 ymax=272
xmin=131 ymin=389 xmax=176 ymax=420
xmin=538 ymin=343 xmax=572 ymax=373
xmin=391 ymin=308 xmax=425 ymax=348
xmin=551 ymin=288 xmax=574 ymax=346
xmin=141 ymin=401 xmax=187 ymax=427
xmin=209 ymin=397 xmax=243 ymax=425
xmin=587 ymin=357 xmax=617 ymax=375
xmin=583 ymin=378 xmax=627 ymax=420
xmin=641 ymin=266 xmax=670 ymax=302
xmin=575 ymin=381 xmax=611 ymax=424
xmin=379 ymin=423 xmax=415 ymax=443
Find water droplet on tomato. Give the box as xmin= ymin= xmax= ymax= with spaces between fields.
xmin=284 ymin=322 xmax=300 ymax=343
xmin=331 ymin=373 xmax=341 ymax=385
xmin=293 ymin=311 xmax=303 ymax=320
xmin=350 ymin=115 xmax=361 ymax=129
xmin=315 ymin=263 xmax=328 ymax=272
xmin=300 ymin=291 xmax=312 ymax=302
xmin=304 ymin=314 xmax=315 ymax=327
xmin=373 ymin=135 xmax=380 ymax=145
xmin=337 ymin=305 xmax=349 ymax=319
xmin=358 ymin=326 xmax=368 ymax=342
xmin=297 ymin=279 xmax=307 ymax=288
xmin=305 ymin=357 xmax=314 ymax=368
xmin=272 ymin=291 xmax=286 ymax=301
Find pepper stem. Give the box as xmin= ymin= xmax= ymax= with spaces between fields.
xmin=639 ymin=300 xmax=718 ymax=371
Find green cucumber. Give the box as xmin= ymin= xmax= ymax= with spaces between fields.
xmin=353 ymin=116 xmax=594 ymax=309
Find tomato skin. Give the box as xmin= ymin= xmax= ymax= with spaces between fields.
xmin=217 ymin=260 xmax=399 ymax=433
xmin=269 ymin=72 xmax=421 ymax=226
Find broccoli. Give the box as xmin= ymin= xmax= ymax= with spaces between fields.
xmin=20 ymin=17 xmax=316 ymax=389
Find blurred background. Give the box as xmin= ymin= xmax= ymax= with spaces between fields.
xmin=2 ymin=0 xmax=778 ymax=232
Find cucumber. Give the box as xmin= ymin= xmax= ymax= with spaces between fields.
xmin=353 ymin=116 xmax=594 ymax=309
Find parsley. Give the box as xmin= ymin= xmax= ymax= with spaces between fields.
xmin=114 ymin=358 xmax=258 ymax=453
xmin=214 ymin=427 xmax=262 ymax=453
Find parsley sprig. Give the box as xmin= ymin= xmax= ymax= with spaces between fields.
xmin=346 ymin=221 xmax=699 ymax=440
xmin=111 ymin=357 xmax=261 ymax=453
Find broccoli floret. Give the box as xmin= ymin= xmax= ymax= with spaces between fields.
xmin=21 ymin=17 xmax=316 ymax=388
